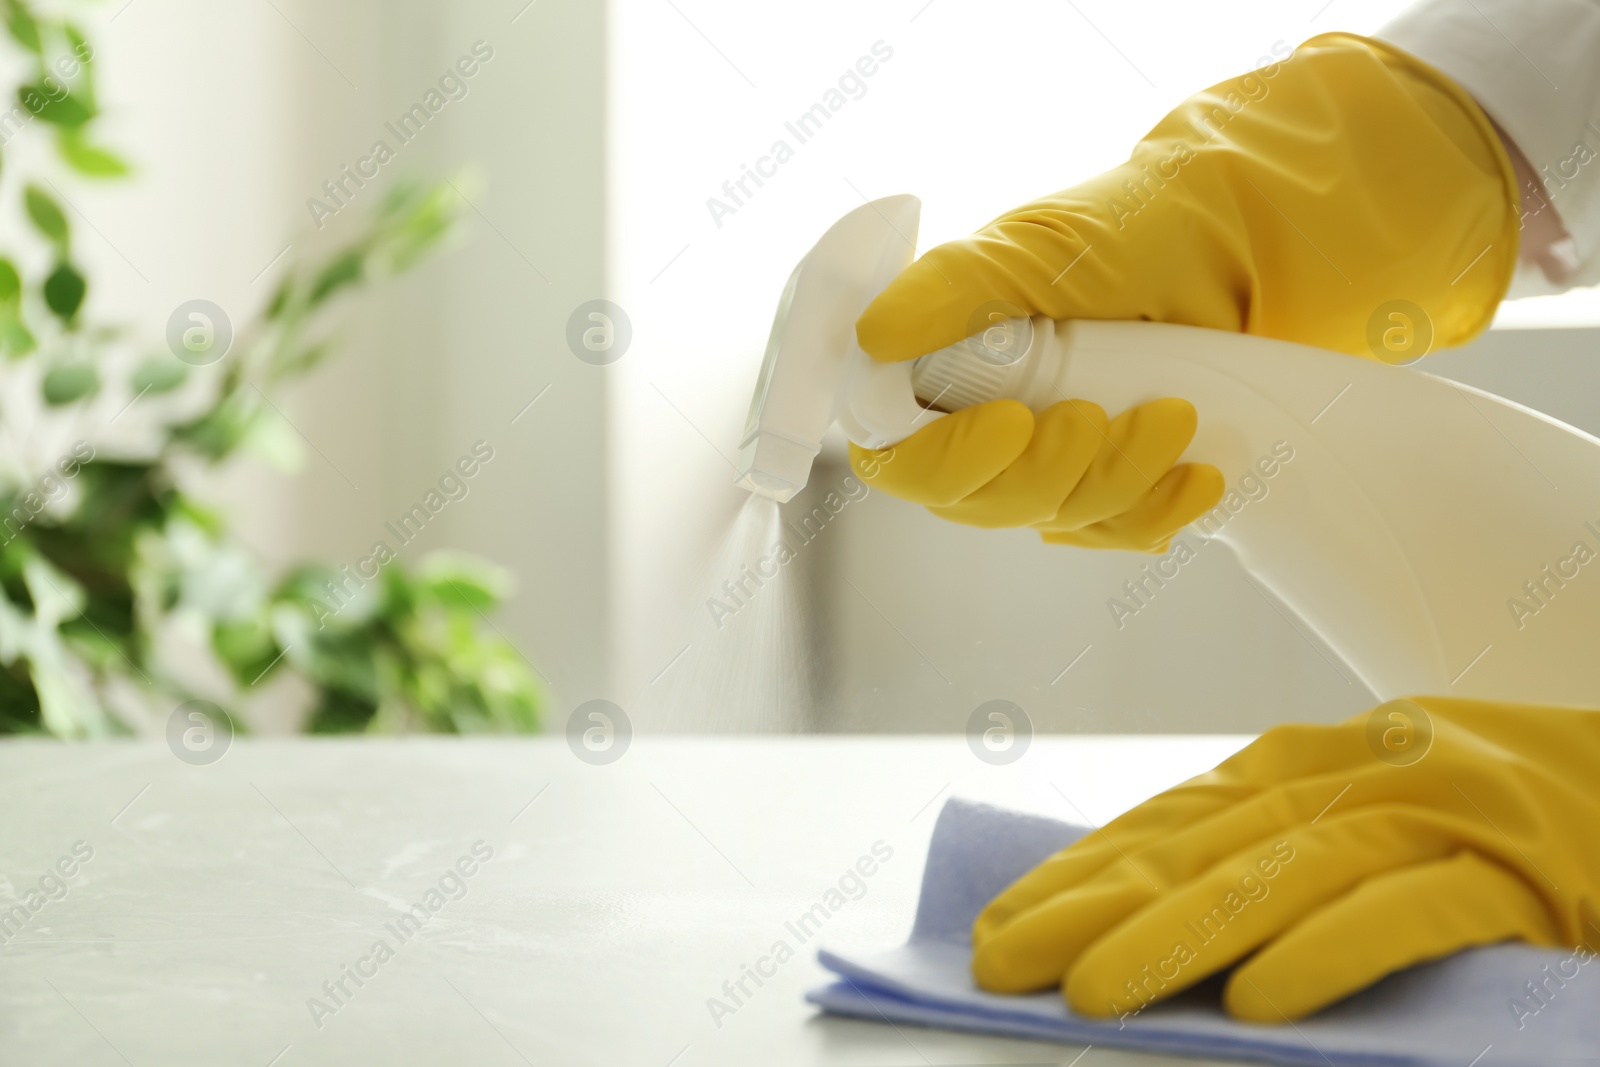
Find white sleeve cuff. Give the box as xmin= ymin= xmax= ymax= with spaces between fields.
xmin=1376 ymin=0 xmax=1600 ymax=294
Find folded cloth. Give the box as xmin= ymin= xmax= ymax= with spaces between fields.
xmin=807 ymin=798 xmax=1599 ymax=1067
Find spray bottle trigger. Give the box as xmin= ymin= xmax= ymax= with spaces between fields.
xmin=837 ymin=346 xmax=945 ymax=450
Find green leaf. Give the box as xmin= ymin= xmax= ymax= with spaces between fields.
xmin=24 ymin=185 xmax=68 ymax=244
xmin=63 ymin=23 xmax=95 ymax=109
xmin=5 ymin=1 xmax=40 ymax=53
xmin=2 ymin=318 xmax=35 ymax=357
xmin=263 ymin=278 xmax=292 ymax=320
xmin=431 ymin=577 xmax=497 ymax=613
xmin=132 ymin=357 xmax=186 ymax=395
xmin=213 ymin=615 xmax=278 ymax=682
xmin=379 ymin=565 xmax=415 ymax=619
xmin=308 ymin=249 xmax=364 ymax=305
xmin=302 ymin=631 xmax=381 ymax=700
xmin=240 ymin=406 xmax=304 ymax=471
xmin=42 ymin=362 xmax=97 ymax=405
xmin=18 ymin=84 xmax=92 ymax=126
xmin=59 ymin=132 xmax=129 ymax=177
xmin=417 ymin=552 xmax=512 ymax=613
xmin=0 ymin=259 xmax=30 ymax=358
xmin=0 ymin=261 xmax=32 ymax=354
xmin=268 ymin=342 xmax=331 ymax=382
xmin=23 ymin=555 xmax=85 ymax=627
xmin=43 ymin=262 xmax=85 ymax=322
xmin=64 ymin=23 xmax=90 ymax=62
xmin=387 ymin=182 xmax=466 ymax=273
xmin=59 ymin=621 xmax=125 ymax=672
xmin=170 ymin=395 xmax=255 ymax=459
xmin=307 ymin=690 xmax=378 ymax=734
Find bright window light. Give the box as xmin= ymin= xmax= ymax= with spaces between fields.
xmin=1494 ymin=286 xmax=1600 ymax=329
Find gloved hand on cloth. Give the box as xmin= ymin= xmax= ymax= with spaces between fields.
xmin=850 ymin=31 xmax=1517 ymax=553
xmin=970 ymin=696 xmax=1600 ymax=1022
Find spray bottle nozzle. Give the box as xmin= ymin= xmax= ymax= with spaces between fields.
xmin=734 ymin=193 xmax=1054 ymax=504
xmin=734 ymin=195 xmax=924 ymax=503
xmin=734 ymin=430 xmax=813 ymax=502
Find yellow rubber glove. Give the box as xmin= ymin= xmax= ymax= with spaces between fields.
xmin=850 ymin=31 xmax=1518 ymax=552
xmin=972 ymin=697 xmax=1600 ymax=1022
xmin=855 ymin=396 xmax=1223 ymax=553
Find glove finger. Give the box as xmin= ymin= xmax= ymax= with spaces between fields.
xmin=976 ymin=767 xmax=1277 ymax=947
xmin=928 ymin=400 xmax=1106 ymax=528
xmin=978 ymin=718 xmax=1384 ymax=956
xmin=856 ymin=211 xmax=1100 ymax=363
xmin=974 ymin=789 xmax=1300 ymax=991
xmin=984 ymin=718 xmax=1377 ymax=948
xmin=1041 ymin=398 xmax=1199 ymax=532
xmin=976 ymin=833 xmax=1169 ymax=950
xmin=1062 ymin=807 xmax=1464 ymax=1017
xmin=974 ymin=855 xmax=1158 ymax=994
xmin=1224 ymin=851 xmax=1559 ymax=1022
xmin=848 ymin=400 xmax=1032 ymax=508
xmin=1041 ymin=463 xmax=1225 ymax=553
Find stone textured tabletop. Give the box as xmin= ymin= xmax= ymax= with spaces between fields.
xmin=1 ymin=735 xmax=1252 ymax=1066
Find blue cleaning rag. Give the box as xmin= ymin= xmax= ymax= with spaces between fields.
xmin=807 ymin=798 xmax=1599 ymax=1067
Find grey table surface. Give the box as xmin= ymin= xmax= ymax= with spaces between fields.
xmin=0 ymin=734 xmax=1262 ymax=1067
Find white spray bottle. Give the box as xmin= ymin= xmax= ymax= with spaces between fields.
xmin=735 ymin=195 xmax=1600 ymax=708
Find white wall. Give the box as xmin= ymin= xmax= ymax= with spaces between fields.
xmin=362 ymin=0 xmax=613 ymax=716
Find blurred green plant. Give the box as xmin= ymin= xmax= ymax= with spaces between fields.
xmin=0 ymin=2 xmax=540 ymax=736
